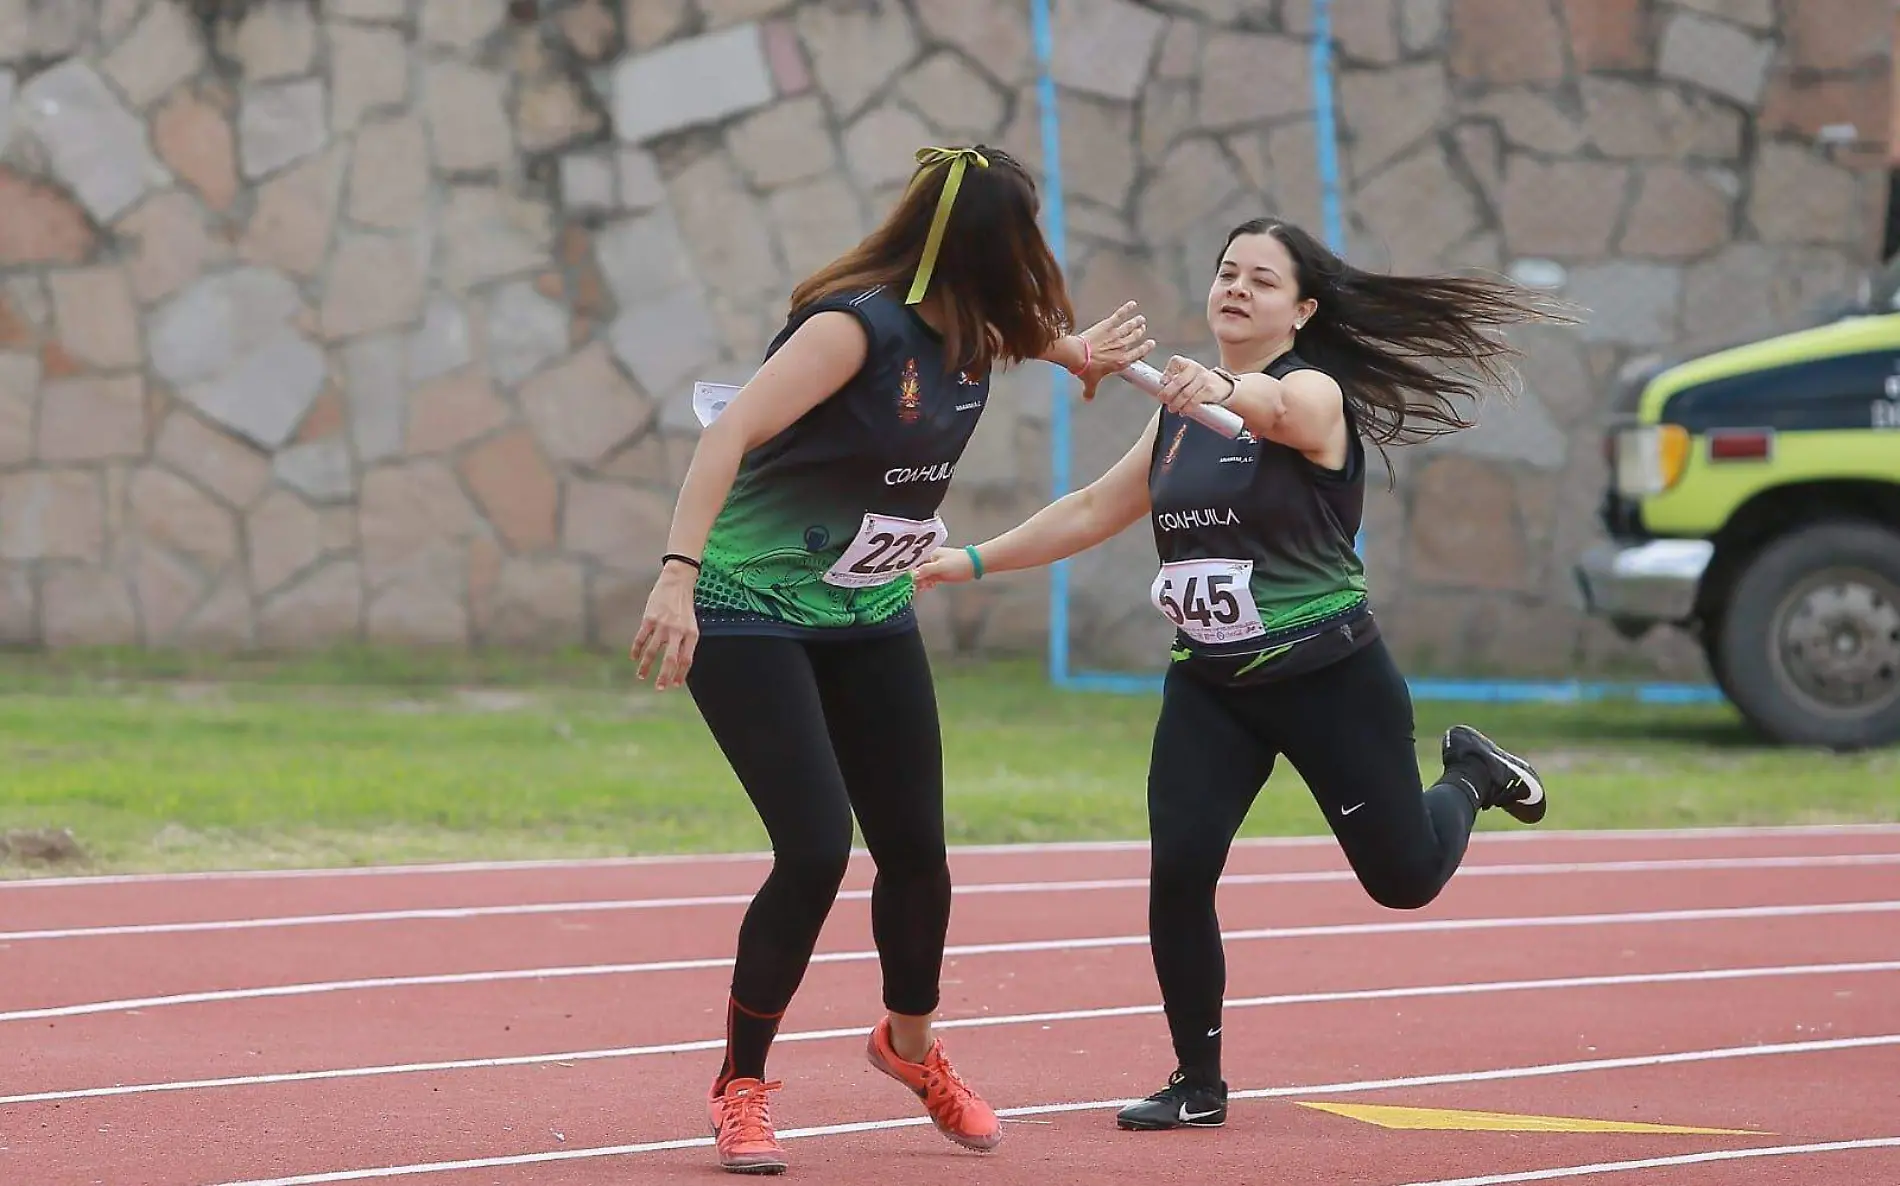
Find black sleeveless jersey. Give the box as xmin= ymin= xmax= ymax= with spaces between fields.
xmin=696 ymin=286 xmax=990 ymax=638
xmin=1145 ymin=349 xmax=1376 ymax=686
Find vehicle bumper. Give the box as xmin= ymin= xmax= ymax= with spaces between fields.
xmin=1574 ymin=538 xmax=1715 ymax=627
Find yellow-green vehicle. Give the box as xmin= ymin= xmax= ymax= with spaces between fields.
xmin=1575 ymin=259 xmax=1900 ymax=750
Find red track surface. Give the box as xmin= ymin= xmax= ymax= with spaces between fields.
xmin=3 ymin=827 xmax=1899 ymax=1185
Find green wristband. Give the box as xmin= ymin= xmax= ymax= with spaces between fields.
xmin=963 ymin=545 xmax=985 ymax=580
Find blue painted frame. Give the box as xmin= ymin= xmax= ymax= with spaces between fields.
xmin=1029 ymin=0 xmax=1721 ymax=705
xmin=1029 ymin=0 xmax=1077 ymax=692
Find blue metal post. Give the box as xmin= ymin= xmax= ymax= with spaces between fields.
xmin=1030 ymin=0 xmax=1076 ymax=689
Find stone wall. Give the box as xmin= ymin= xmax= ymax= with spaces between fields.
xmin=0 ymin=0 xmax=1888 ymax=680
xmin=1340 ymin=0 xmax=1896 ymax=681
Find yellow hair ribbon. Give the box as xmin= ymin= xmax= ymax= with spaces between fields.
xmin=904 ymin=146 xmax=989 ymax=306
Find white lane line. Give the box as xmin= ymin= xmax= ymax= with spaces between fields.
xmin=194 ymin=1033 xmax=1900 ymax=1186
xmin=12 ymin=853 xmax=1900 ymax=943
xmin=7 ymin=958 xmax=1895 ymax=1107
xmin=7 ymin=824 xmax=1899 ymax=890
xmin=6 ymin=898 xmax=1898 ymax=1025
xmin=1391 ymin=1138 xmax=1900 ymax=1185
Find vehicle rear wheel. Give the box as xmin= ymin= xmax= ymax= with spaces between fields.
xmin=1715 ymin=521 xmax=1900 ymax=751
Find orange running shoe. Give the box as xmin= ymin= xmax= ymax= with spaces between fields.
xmin=707 ymin=1077 xmax=787 ymax=1175
xmin=865 ymin=1017 xmax=1003 ymax=1151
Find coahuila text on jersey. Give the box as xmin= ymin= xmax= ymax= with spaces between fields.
xmin=1155 ymin=508 xmax=1241 ymax=531
xmin=883 ymin=463 xmax=955 ymax=485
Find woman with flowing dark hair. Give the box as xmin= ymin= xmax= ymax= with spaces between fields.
xmin=628 ymin=145 xmax=1154 ymax=1173
xmin=916 ymin=217 xmax=1572 ymax=1132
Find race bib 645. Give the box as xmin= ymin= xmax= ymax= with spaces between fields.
xmin=1150 ymin=558 xmax=1265 ymax=643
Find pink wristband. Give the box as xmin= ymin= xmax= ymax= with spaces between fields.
xmin=1069 ymin=335 xmax=1091 ymax=376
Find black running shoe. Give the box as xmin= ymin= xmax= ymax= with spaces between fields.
xmin=1443 ymin=725 xmax=1546 ymax=824
xmin=1115 ymin=1069 xmax=1228 ymax=1131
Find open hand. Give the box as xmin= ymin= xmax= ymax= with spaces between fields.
xmin=629 ymin=565 xmax=699 ymax=691
xmin=1075 ymin=301 xmax=1156 ymax=401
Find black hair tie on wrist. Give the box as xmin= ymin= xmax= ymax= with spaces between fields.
xmin=662 ymin=553 xmax=701 ymax=571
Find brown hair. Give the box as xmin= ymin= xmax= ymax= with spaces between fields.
xmin=1221 ymin=219 xmax=1579 ymax=463
xmin=791 ymin=145 xmax=1075 ymax=375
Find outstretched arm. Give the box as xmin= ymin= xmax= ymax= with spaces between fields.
xmin=915 ymin=412 xmax=1159 ymax=589
xmin=1152 ymin=355 xmax=1348 ymax=465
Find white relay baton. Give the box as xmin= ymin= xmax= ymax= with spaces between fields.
xmin=1116 ymin=361 xmax=1246 ymax=439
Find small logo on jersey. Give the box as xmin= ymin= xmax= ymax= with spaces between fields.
xmin=1219 ymin=453 xmax=1255 ymax=464
xmin=803 ymin=526 xmax=831 ymax=551
xmin=1156 ymin=508 xmax=1240 ymax=531
xmin=885 ymin=463 xmax=954 ymax=485
xmin=1162 ymin=423 xmax=1188 ymax=470
xmin=957 ymin=369 xmax=983 ymax=386
xmin=955 ymin=400 xmax=984 ymax=412
xmin=897 ymin=357 xmax=922 ymax=424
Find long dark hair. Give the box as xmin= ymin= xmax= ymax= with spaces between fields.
xmin=1222 ymin=219 xmax=1577 ymax=456
xmin=793 ymin=145 xmax=1074 ymax=376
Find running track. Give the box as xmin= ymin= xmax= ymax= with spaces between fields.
xmin=4 ymin=825 xmax=1899 ymax=1185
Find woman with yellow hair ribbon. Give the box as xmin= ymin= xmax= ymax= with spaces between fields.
xmin=630 ymin=145 xmax=1154 ymax=1174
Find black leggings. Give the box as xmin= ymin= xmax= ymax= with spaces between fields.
xmin=687 ymin=627 xmax=952 ymax=1020
xmin=1146 ymin=636 xmax=1478 ymax=1080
